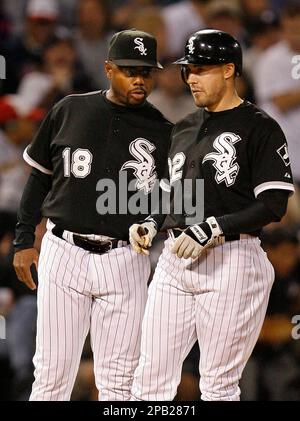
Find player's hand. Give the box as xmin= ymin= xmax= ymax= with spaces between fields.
xmin=171 ymin=217 xmax=223 ymax=259
xmin=171 ymin=232 xmax=203 ymax=259
xmin=129 ymin=221 xmax=157 ymax=255
xmin=13 ymin=248 xmax=39 ymax=290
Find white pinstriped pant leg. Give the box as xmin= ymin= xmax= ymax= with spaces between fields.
xmin=30 ymin=232 xmax=92 ymax=401
xmin=91 ymin=246 xmax=150 ymax=401
xmin=131 ymin=237 xmax=274 ymax=401
xmin=196 ymin=238 xmax=274 ymax=401
xmin=131 ymin=240 xmax=198 ymax=401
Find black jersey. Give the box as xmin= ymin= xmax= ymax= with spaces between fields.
xmin=23 ymin=91 xmax=173 ymax=239
xmin=161 ymin=101 xmax=294 ymax=230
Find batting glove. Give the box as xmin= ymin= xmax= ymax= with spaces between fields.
xmin=129 ymin=220 xmax=157 ymax=255
xmin=171 ymin=217 xmax=223 ymax=259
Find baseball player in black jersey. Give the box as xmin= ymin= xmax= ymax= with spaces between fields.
xmin=129 ymin=30 xmax=295 ymax=401
xmin=13 ymin=29 xmax=173 ymax=401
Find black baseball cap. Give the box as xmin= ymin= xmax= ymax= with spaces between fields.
xmin=108 ymin=29 xmax=163 ymax=68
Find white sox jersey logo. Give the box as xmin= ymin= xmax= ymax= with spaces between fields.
xmin=203 ymin=132 xmax=241 ymax=187
xmin=121 ymin=138 xmax=157 ymax=194
xmin=134 ymin=38 xmax=147 ymax=56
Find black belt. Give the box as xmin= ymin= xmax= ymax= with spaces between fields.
xmin=171 ymin=229 xmax=242 ymax=242
xmin=52 ymin=227 xmax=126 ymax=254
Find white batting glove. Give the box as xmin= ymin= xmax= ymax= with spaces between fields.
xmin=171 ymin=217 xmax=223 ymax=259
xmin=129 ymin=221 xmax=157 ymax=255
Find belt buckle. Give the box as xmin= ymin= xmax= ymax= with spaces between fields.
xmin=102 ymin=240 xmax=113 ymax=252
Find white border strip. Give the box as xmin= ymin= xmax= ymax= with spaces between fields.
xmin=254 ymin=181 xmax=295 ymax=198
xmin=23 ymin=146 xmax=52 ymax=175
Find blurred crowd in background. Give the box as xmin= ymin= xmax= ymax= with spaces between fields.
xmin=0 ymin=0 xmax=300 ymax=401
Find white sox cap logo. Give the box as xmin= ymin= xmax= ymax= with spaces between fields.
xmin=121 ymin=138 xmax=157 ymax=194
xmin=134 ymin=38 xmax=147 ymax=56
xmin=203 ymin=132 xmax=241 ymax=187
xmin=187 ymin=36 xmax=196 ymax=54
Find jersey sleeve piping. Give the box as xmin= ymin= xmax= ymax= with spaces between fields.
xmin=254 ymin=181 xmax=295 ymax=198
xmin=23 ymin=146 xmax=53 ymax=175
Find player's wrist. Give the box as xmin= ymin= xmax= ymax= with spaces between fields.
xmin=185 ymin=217 xmax=223 ymax=247
xmin=142 ymin=217 xmax=158 ymax=231
xmin=185 ymin=222 xmax=212 ymax=247
xmin=205 ymin=217 xmax=223 ymax=238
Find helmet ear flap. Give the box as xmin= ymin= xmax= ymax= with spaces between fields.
xmin=181 ymin=66 xmax=189 ymax=85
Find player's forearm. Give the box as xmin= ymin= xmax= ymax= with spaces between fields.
xmin=142 ymin=178 xmax=171 ymax=230
xmin=216 ymin=190 xmax=289 ymax=235
xmin=216 ymin=201 xmax=275 ymax=235
xmin=14 ymin=168 xmax=52 ymax=251
xmin=144 ymin=214 xmax=166 ymax=231
xmin=272 ymin=90 xmax=300 ymax=113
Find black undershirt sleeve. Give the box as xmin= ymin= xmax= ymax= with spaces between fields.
xmin=216 ymin=189 xmax=290 ymax=236
xmin=14 ymin=168 xmax=52 ymax=251
xmin=143 ymin=163 xmax=171 ymax=230
xmin=145 ymin=186 xmax=169 ymax=230
xmin=145 ymin=213 xmax=166 ymax=231
xmin=257 ymin=189 xmax=290 ymax=220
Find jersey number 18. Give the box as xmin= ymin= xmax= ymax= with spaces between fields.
xmin=62 ymin=148 xmax=93 ymax=178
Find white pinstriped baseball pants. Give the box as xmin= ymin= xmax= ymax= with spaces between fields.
xmin=30 ymin=228 xmax=150 ymax=401
xmin=131 ymin=236 xmax=274 ymax=401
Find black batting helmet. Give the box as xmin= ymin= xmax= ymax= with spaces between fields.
xmin=174 ymin=29 xmax=243 ymax=78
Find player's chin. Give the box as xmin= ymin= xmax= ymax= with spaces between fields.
xmin=128 ymin=91 xmax=147 ymax=106
xmin=192 ymin=94 xmax=207 ymax=107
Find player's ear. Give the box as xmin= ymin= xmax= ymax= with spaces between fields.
xmin=224 ymin=63 xmax=235 ymax=80
xmin=105 ymin=61 xmax=113 ymax=80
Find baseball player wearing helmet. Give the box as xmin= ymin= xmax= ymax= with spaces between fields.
xmin=13 ymin=29 xmax=173 ymax=401
xmin=129 ymin=30 xmax=295 ymax=401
